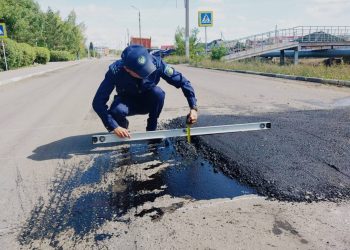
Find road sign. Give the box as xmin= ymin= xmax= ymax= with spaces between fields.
xmin=92 ymin=122 xmax=271 ymax=144
xmin=198 ymin=11 xmax=213 ymax=27
xmin=0 ymin=23 xmax=7 ymax=38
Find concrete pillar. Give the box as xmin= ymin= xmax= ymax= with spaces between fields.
xmin=280 ymin=50 xmax=285 ymax=65
xmin=294 ymin=48 xmax=299 ymax=65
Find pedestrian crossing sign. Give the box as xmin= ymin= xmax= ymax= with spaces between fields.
xmin=0 ymin=23 xmax=7 ymax=38
xmin=198 ymin=11 xmax=213 ymax=27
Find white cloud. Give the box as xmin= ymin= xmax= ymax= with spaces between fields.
xmin=35 ymin=0 xmax=350 ymax=49
xmin=199 ymin=0 xmax=223 ymax=3
xmin=306 ymin=0 xmax=350 ymax=18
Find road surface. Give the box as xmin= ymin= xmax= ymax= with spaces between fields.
xmin=0 ymin=58 xmax=349 ymax=249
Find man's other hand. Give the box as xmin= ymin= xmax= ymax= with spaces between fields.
xmin=114 ymin=127 xmax=131 ymax=138
xmin=187 ymin=109 xmax=198 ymax=125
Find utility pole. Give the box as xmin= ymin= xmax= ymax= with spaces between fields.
xmin=275 ymin=25 xmax=278 ymax=44
xmin=138 ymin=11 xmax=141 ymax=44
xmin=1 ymin=39 xmax=8 ymax=71
xmin=185 ymin=0 xmax=190 ymax=62
xmin=205 ymin=27 xmax=207 ymax=54
xmin=131 ymin=5 xmax=142 ymax=45
xmin=127 ymin=28 xmax=130 ymax=46
xmin=0 ymin=20 xmax=8 ymax=71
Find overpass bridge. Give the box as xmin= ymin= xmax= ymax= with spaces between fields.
xmin=222 ymin=26 xmax=350 ymax=64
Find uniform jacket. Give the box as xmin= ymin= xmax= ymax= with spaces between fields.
xmin=92 ymin=56 xmax=197 ymax=131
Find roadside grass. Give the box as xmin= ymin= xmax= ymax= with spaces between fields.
xmin=163 ymin=55 xmax=188 ymax=64
xmin=193 ymin=59 xmax=350 ymax=81
xmin=163 ymin=55 xmax=350 ymax=81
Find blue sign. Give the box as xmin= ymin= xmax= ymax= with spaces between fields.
xmin=198 ymin=11 xmax=213 ymax=27
xmin=0 ymin=23 xmax=7 ymax=38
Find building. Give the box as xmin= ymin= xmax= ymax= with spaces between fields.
xmin=95 ymin=47 xmax=110 ymax=57
xmin=130 ymin=37 xmax=152 ymax=48
xmin=160 ymin=45 xmax=175 ymax=50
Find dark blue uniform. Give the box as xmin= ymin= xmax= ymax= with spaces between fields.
xmin=92 ymin=56 xmax=197 ymax=132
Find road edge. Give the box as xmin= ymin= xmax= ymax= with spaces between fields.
xmin=0 ymin=61 xmax=83 ymax=86
xmin=190 ymin=65 xmax=350 ymax=87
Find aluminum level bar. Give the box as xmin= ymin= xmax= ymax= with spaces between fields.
xmin=92 ymin=122 xmax=271 ymax=144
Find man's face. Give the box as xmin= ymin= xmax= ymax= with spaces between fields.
xmin=124 ymin=66 xmax=142 ymax=79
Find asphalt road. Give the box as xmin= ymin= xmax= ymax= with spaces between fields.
xmin=168 ymin=109 xmax=350 ymax=202
xmin=0 ymin=58 xmax=350 ymax=249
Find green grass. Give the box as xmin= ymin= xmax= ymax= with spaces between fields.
xmin=193 ymin=59 xmax=350 ymax=81
xmin=163 ymin=55 xmax=188 ymax=64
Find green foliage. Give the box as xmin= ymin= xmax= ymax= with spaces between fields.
xmin=194 ymin=59 xmax=350 ymax=81
xmin=19 ymin=42 xmax=36 ymax=66
xmin=174 ymin=27 xmax=204 ymax=59
xmin=0 ymin=38 xmax=38 ymax=69
xmin=163 ymin=55 xmax=187 ymax=64
xmin=210 ymin=45 xmax=228 ymax=60
xmin=35 ymin=47 xmax=50 ymax=64
xmin=0 ymin=0 xmax=44 ymax=45
xmin=0 ymin=0 xmax=86 ymax=59
xmin=50 ymin=50 xmax=74 ymax=62
xmin=174 ymin=27 xmax=185 ymax=56
xmin=0 ymin=0 xmax=86 ymax=69
xmin=0 ymin=39 xmax=19 ymax=69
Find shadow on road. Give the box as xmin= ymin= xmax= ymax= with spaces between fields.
xmin=28 ymin=133 xmax=116 ymax=161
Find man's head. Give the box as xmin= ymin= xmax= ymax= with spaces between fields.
xmin=121 ymin=45 xmax=156 ymax=79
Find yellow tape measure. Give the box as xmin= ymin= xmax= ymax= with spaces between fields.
xmin=186 ymin=124 xmax=191 ymax=143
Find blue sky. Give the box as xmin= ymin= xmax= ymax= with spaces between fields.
xmin=36 ymin=0 xmax=350 ymax=49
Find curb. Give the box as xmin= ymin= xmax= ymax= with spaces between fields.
xmin=0 ymin=61 xmax=82 ymax=86
xmin=192 ymin=66 xmax=350 ymax=87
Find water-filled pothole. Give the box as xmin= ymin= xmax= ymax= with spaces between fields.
xmin=19 ymin=139 xmax=255 ymax=246
xmin=128 ymin=140 xmax=256 ymax=200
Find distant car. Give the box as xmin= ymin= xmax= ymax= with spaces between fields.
xmin=149 ymin=49 xmax=175 ymax=58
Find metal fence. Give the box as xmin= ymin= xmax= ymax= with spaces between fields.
xmin=224 ymin=26 xmax=350 ymax=56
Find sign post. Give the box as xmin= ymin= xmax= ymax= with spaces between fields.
xmin=0 ymin=23 xmax=8 ymax=71
xmin=185 ymin=0 xmax=189 ymax=62
xmin=198 ymin=11 xmax=213 ymax=54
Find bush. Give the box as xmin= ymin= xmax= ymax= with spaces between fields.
xmin=50 ymin=50 xmax=74 ymax=62
xmin=0 ymin=39 xmax=18 ymax=69
xmin=0 ymin=39 xmax=37 ymax=70
xmin=35 ymin=47 xmax=50 ymax=64
xmin=0 ymin=39 xmax=74 ymax=70
xmin=18 ymin=43 xmax=36 ymax=67
xmin=210 ymin=46 xmax=228 ymax=61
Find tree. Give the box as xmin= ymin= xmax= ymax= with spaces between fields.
xmin=210 ymin=45 xmax=228 ymax=60
xmin=174 ymin=27 xmax=204 ymax=59
xmin=89 ymin=42 xmax=95 ymax=57
xmin=0 ymin=0 xmax=87 ymax=56
xmin=43 ymin=8 xmax=63 ymax=50
xmin=0 ymin=0 xmax=45 ymax=45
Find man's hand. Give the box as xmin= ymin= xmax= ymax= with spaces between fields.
xmin=113 ymin=127 xmax=131 ymax=138
xmin=187 ymin=109 xmax=198 ymax=125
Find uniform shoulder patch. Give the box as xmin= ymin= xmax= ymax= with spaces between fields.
xmin=109 ymin=60 xmax=123 ymax=75
xmin=164 ymin=65 xmax=174 ymax=77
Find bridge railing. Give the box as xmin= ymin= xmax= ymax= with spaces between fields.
xmin=224 ymin=26 xmax=350 ymax=56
